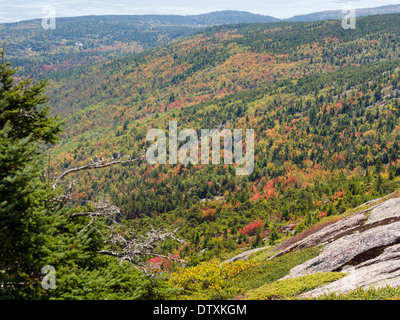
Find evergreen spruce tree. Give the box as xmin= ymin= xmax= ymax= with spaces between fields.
xmin=269 ymin=226 xmax=280 ymax=245
xmin=0 ymin=44 xmax=62 ymax=298
xmin=251 ymin=232 xmax=262 ymax=248
xmin=0 ymin=124 xmax=50 ymax=298
xmin=0 ymin=46 xmax=176 ymax=300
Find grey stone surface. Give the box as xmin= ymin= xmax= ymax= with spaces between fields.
xmin=222 ymin=246 xmax=270 ymax=263
xmin=365 ymin=198 xmax=400 ymax=226
xmin=270 ymin=212 xmax=367 ymax=259
xmin=273 ymin=194 xmax=400 ymax=261
xmin=275 ymin=195 xmax=400 ymax=297
xmin=299 ymin=244 xmax=400 ymax=298
xmin=284 ymin=221 xmax=400 ymax=279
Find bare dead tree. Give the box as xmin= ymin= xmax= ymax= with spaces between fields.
xmin=49 ymin=152 xmax=186 ymax=274
xmin=99 ymin=226 xmax=187 ymax=271
xmin=52 ymin=153 xmax=146 ymax=190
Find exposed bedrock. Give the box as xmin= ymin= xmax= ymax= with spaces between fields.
xmin=277 ymin=196 xmax=400 ymax=297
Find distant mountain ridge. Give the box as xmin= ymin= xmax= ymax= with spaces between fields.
xmin=170 ymin=10 xmax=280 ymax=25
xmin=4 ymin=4 xmax=400 ymax=27
xmin=287 ymin=4 xmax=400 ymax=22
xmin=187 ymin=4 xmax=400 ymax=23
xmin=4 ymin=5 xmax=400 ymax=81
xmin=0 ymin=10 xmax=278 ymax=27
xmin=182 ymin=4 xmax=400 ymax=24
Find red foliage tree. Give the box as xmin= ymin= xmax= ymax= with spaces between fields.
xmin=240 ymin=219 xmax=264 ymax=236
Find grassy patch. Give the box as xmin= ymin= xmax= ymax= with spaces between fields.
xmin=228 ymin=246 xmax=323 ymax=294
xmin=314 ymin=286 xmax=400 ymax=300
xmin=245 ymin=272 xmax=345 ymax=300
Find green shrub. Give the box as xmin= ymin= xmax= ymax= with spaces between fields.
xmin=229 ymin=247 xmax=322 ymax=293
xmin=246 ymin=272 xmax=345 ymax=300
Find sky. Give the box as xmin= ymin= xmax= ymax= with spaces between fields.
xmin=1 ymin=0 xmax=400 ymax=23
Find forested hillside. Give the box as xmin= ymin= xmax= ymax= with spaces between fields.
xmin=0 ymin=11 xmax=278 ymax=80
xmin=40 ymin=13 xmax=400 ymax=267
xmin=5 ymin=5 xmax=400 ymax=80
xmin=4 ymin=10 xmax=400 ymax=300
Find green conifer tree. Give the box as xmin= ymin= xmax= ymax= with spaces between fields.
xmin=0 ymin=46 xmax=176 ymax=300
